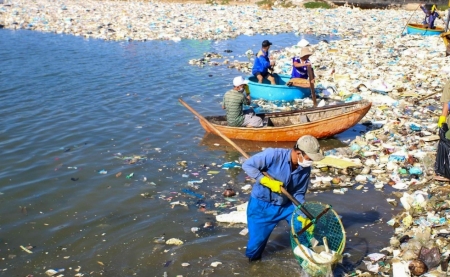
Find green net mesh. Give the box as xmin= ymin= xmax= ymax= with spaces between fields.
xmin=290 ymin=202 xmax=346 ymax=277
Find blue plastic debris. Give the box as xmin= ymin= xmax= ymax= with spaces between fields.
xmin=410 ymin=124 xmax=421 ymax=131
xmin=409 ymin=167 xmax=423 ymax=175
xmin=389 ymin=155 xmax=406 ymax=162
xmin=222 ymin=162 xmax=241 ymax=169
xmin=182 ymin=188 xmax=204 ymax=199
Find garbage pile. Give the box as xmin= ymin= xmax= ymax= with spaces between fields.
xmin=0 ymin=0 xmax=438 ymax=42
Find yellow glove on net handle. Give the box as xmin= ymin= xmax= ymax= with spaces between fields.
xmin=438 ymin=115 xmax=446 ymax=128
xmin=297 ymin=216 xmax=315 ymax=234
xmin=260 ymin=176 xmax=283 ymax=193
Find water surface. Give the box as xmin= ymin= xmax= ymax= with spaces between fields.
xmin=0 ymin=30 xmax=399 ymax=276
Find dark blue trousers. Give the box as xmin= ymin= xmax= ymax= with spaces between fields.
xmin=245 ymin=196 xmax=295 ymax=259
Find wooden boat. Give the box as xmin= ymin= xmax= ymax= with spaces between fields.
xmin=196 ymin=100 xmax=372 ymax=142
xmin=406 ymin=23 xmax=444 ymax=36
xmin=440 ymin=31 xmax=450 ymax=46
xmin=247 ymin=74 xmax=311 ymax=101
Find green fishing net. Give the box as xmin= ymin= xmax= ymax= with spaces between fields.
xmin=290 ymin=202 xmax=346 ymax=277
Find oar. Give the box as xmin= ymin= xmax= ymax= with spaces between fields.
xmin=413 ymin=91 xmax=440 ymax=103
xmin=401 ymin=5 xmax=420 ymax=36
xmin=307 ymin=65 xmax=317 ymax=107
xmin=178 ymin=98 xmax=315 ymax=220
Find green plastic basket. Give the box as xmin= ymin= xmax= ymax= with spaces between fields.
xmin=290 ymin=202 xmax=346 ymax=276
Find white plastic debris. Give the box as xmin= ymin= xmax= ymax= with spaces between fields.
xmin=216 ymin=211 xmax=247 ymax=224
xmin=211 ymin=261 xmax=222 ymax=267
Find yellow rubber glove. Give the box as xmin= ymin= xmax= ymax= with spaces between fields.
xmin=244 ymin=84 xmax=250 ymax=95
xmin=297 ymin=216 xmax=315 ymax=235
xmin=438 ymin=115 xmax=446 ymax=128
xmin=260 ymin=176 xmax=283 ymax=194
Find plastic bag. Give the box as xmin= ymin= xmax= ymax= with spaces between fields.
xmin=434 ymin=123 xmax=450 ymax=178
xmin=419 ymin=246 xmax=441 ymax=270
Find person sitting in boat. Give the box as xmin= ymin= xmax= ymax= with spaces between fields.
xmin=287 ymin=47 xmax=315 ymax=87
xmin=252 ymin=40 xmax=276 ymax=85
xmin=420 ymin=4 xmax=440 ymax=29
xmin=222 ymin=76 xmax=263 ymax=128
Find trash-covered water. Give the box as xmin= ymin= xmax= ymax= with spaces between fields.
xmin=0 ymin=29 xmax=400 ymax=276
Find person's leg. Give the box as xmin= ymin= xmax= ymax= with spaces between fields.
xmin=243 ymin=114 xmax=263 ymax=127
xmin=246 ymin=197 xmax=279 ymax=260
xmin=267 ymin=74 xmax=276 ymax=85
xmin=256 ymin=73 xmax=263 ymax=83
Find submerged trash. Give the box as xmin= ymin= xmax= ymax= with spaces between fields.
xmin=166 ymin=238 xmax=183 ymax=245
xmin=222 ymin=188 xmax=236 ymax=197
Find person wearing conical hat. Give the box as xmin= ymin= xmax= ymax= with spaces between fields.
xmin=287 ymin=47 xmax=315 ymax=87
xmin=420 ymin=3 xmax=440 ymax=29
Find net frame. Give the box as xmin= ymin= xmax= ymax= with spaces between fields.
xmin=290 ymin=202 xmax=346 ymax=276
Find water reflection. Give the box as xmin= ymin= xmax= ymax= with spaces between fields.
xmin=199 ymin=132 xmax=348 ymax=155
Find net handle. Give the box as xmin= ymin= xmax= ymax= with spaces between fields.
xmin=290 ymin=204 xmax=346 ymax=265
xmin=280 ymin=186 xmax=314 ymax=220
xmin=296 ymin=206 xmax=331 ymax=236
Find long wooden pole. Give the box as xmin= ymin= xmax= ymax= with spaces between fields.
xmin=307 ymin=65 xmax=317 ymax=107
xmin=178 ymin=98 xmax=314 ymax=220
xmin=414 ymin=91 xmax=440 ymax=103
xmin=401 ymin=5 xmax=420 ymax=36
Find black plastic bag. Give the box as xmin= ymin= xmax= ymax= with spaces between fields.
xmin=435 ymin=123 xmax=450 ymax=179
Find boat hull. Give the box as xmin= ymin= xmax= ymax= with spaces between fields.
xmin=247 ymin=75 xmax=311 ymax=101
xmin=406 ymin=23 xmax=444 ymax=36
xmin=441 ymin=31 xmax=450 ymax=47
xmin=199 ymin=101 xmax=372 ymax=141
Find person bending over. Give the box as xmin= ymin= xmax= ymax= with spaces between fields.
xmin=242 ymin=135 xmax=324 ymax=262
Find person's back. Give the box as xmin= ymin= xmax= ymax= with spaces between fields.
xmin=222 ymin=76 xmax=263 ymax=128
xmin=223 ymin=88 xmax=246 ymax=127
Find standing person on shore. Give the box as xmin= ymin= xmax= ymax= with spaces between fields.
xmin=438 ymin=81 xmax=450 ymax=128
xmin=242 ymin=135 xmax=324 ymax=261
xmin=287 ymin=47 xmax=315 ymax=87
xmin=252 ymin=40 xmax=276 ymax=85
xmin=222 ymin=76 xmax=263 ymax=128
xmin=420 ymin=4 xmax=440 ymax=29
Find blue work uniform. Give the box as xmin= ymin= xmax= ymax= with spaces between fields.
xmin=421 ymin=6 xmax=439 ymax=29
xmin=242 ymin=148 xmax=310 ymax=259
xmin=252 ymin=49 xmax=271 ymax=77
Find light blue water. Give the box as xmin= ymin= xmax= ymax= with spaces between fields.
xmin=0 ymin=29 xmax=398 ymax=277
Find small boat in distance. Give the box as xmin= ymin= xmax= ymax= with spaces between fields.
xmin=247 ymin=74 xmax=311 ymax=101
xmin=406 ymin=23 xmax=444 ymax=36
xmin=181 ymin=99 xmax=372 ymax=142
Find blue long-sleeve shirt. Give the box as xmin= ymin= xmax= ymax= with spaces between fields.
xmin=421 ymin=6 xmax=439 ymax=29
xmin=242 ymin=148 xmax=311 ymax=206
xmin=252 ymin=49 xmax=271 ymax=76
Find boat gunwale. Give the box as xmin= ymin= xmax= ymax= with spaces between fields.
xmin=203 ymin=100 xmax=372 ymax=131
xmin=407 ymin=23 xmax=444 ymax=32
